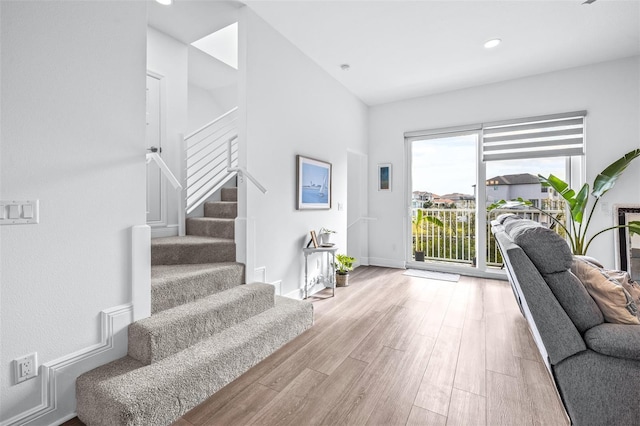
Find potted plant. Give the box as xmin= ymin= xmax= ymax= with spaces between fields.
xmin=412 ymin=209 xmax=444 ymax=261
xmin=489 ymin=149 xmax=640 ymax=255
xmin=334 ymin=254 xmax=356 ymax=287
xmin=318 ymin=227 xmax=336 ymax=246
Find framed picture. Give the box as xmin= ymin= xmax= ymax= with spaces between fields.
xmin=614 ymin=204 xmax=640 ymax=281
xmin=310 ymin=230 xmax=319 ymax=248
xmin=297 ymin=155 xmax=332 ymax=210
xmin=378 ymin=163 xmax=392 ymax=191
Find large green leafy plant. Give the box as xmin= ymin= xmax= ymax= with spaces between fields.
xmin=489 ymin=149 xmax=640 ymax=255
xmin=412 ymin=209 xmax=445 ymax=252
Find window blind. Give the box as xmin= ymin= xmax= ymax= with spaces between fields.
xmin=482 ymin=111 xmax=586 ymax=161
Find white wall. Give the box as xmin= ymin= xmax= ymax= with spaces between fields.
xmin=188 ymin=83 xmax=225 ymax=133
xmin=369 ymin=56 xmax=640 ymax=269
xmin=188 ymin=83 xmax=239 ymax=134
xmin=0 ymin=1 xmax=146 ymax=423
xmin=241 ymin=8 xmax=368 ymax=296
xmin=147 ymin=27 xmax=188 ymax=232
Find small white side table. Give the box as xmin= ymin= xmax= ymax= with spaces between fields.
xmin=302 ymin=246 xmax=338 ymax=299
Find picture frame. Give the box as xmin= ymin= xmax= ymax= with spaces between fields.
xmin=297 ymin=155 xmax=332 ymax=210
xmin=378 ymin=163 xmax=392 ymax=191
xmin=310 ymin=230 xmax=319 ymax=248
xmin=613 ymin=204 xmax=640 ymax=281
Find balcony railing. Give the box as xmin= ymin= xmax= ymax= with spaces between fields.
xmin=412 ymin=207 xmax=565 ymax=266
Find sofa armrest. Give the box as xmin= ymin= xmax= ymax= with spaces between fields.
xmin=584 ymin=323 xmax=640 ymax=361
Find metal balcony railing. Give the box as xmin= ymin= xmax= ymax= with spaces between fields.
xmin=412 ymin=207 xmax=565 ymax=266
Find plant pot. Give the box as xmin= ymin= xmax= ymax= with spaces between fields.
xmin=415 ymin=251 xmax=425 ymax=262
xmin=336 ymin=272 xmax=349 ymax=287
xmin=319 ymin=233 xmax=332 ymax=245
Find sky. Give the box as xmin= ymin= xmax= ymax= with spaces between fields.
xmin=412 ymin=134 xmax=566 ymax=196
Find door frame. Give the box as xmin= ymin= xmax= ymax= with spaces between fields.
xmin=404 ymin=129 xmax=506 ymax=279
xmin=146 ymin=70 xmax=168 ymax=227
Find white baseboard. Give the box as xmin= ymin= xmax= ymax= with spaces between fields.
xmin=150 ymin=224 xmax=179 ymax=238
xmin=368 ymin=257 xmax=406 ymax=269
xmin=0 ymin=304 xmax=133 ymax=426
xmin=354 ymin=257 xmax=370 ymax=267
xmin=254 ymin=266 xmax=267 ymax=283
xmin=285 ymin=282 xmax=326 ymax=300
xmin=269 ymin=280 xmax=282 ymax=296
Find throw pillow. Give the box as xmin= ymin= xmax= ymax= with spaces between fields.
xmin=571 ymin=257 xmax=640 ymax=325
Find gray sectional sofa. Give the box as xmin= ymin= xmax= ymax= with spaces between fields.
xmin=491 ymin=215 xmax=640 ymax=426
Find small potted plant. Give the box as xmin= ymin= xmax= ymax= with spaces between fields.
xmin=318 ymin=227 xmax=336 ymax=246
xmin=334 ymin=254 xmax=356 ymax=287
xmin=414 ymin=239 xmax=425 ymax=262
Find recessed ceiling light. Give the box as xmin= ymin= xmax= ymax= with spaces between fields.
xmin=156 ymin=0 xmax=172 ymax=5
xmin=340 ymin=64 xmax=351 ymax=71
xmin=484 ymin=38 xmax=502 ymax=49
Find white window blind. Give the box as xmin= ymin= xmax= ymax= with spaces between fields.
xmin=482 ymin=111 xmax=586 ymax=161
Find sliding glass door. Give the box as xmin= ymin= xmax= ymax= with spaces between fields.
xmin=406 ymin=111 xmax=585 ymax=274
xmin=410 ymin=133 xmax=479 ymax=267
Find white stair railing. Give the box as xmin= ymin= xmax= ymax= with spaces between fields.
xmin=183 ymin=107 xmax=239 ymax=214
xmin=146 ymin=152 xmax=185 ymax=236
xmin=226 ymin=139 xmax=267 ymax=195
xmin=181 ymin=106 xmax=268 ymax=226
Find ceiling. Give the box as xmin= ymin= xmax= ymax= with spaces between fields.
xmin=148 ymin=0 xmax=640 ymax=106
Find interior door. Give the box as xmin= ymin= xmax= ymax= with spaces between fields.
xmin=146 ymin=73 xmax=164 ymax=224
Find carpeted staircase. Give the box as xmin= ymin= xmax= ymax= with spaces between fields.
xmin=76 ymin=187 xmax=313 ymax=425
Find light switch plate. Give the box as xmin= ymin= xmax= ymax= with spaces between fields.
xmin=0 ymin=200 xmax=39 ymax=225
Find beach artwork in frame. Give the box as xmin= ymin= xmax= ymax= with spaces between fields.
xmin=378 ymin=163 xmax=391 ymax=191
xmin=297 ymin=155 xmax=332 ymax=210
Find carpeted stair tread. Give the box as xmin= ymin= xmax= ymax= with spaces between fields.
xmin=186 ymin=217 xmax=234 ymax=239
xmin=76 ymin=296 xmax=313 ymax=426
xmin=151 ymin=235 xmax=235 ymax=265
xmin=129 ymin=283 xmax=275 ymax=365
xmin=151 ymin=263 xmax=244 ymax=314
xmin=204 ymin=201 xmax=237 ymax=219
xmin=221 ymin=187 xmax=237 ymax=202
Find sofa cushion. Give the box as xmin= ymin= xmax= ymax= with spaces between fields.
xmin=584 ymin=323 xmax=640 ymax=361
xmin=571 ymin=257 xmax=640 ymax=325
xmin=495 ymin=213 xmax=521 ymax=225
xmin=506 ymin=220 xmax=573 ymax=274
xmin=545 ymin=271 xmax=604 ymax=333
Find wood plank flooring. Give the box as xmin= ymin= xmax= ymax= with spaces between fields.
xmin=176 ymin=266 xmax=569 ymax=426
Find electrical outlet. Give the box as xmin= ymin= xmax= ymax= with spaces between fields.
xmin=14 ymin=352 xmax=38 ymax=384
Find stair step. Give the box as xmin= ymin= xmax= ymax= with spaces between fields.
xmin=221 ymin=187 xmax=237 ymax=202
xmin=204 ymin=201 xmax=237 ymax=219
xmin=151 ymin=236 xmax=235 ymax=265
xmin=151 ymin=263 xmax=244 ymax=314
xmin=77 ymin=296 xmax=313 ymax=426
xmin=129 ymin=283 xmax=275 ymax=365
xmin=186 ymin=217 xmax=234 ymax=239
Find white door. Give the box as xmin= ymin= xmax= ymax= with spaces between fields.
xmin=146 ymin=73 xmax=164 ymax=224
xmin=347 ymin=150 xmax=369 ymax=266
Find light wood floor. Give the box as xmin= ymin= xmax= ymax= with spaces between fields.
xmin=173 ymin=266 xmax=569 ymax=426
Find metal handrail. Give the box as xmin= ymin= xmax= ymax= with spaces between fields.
xmin=184 ymin=107 xmax=238 ymax=140
xmin=226 ymin=137 xmax=267 ymax=194
xmin=146 ymin=152 xmax=185 ymax=236
xmin=347 ymin=217 xmax=378 ymax=229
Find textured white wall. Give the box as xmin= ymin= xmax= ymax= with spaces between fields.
xmin=241 ymin=8 xmax=368 ymax=296
xmin=368 ymin=56 xmax=640 ymax=269
xmin=0 ymin=0 xmax=146 ymax=421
